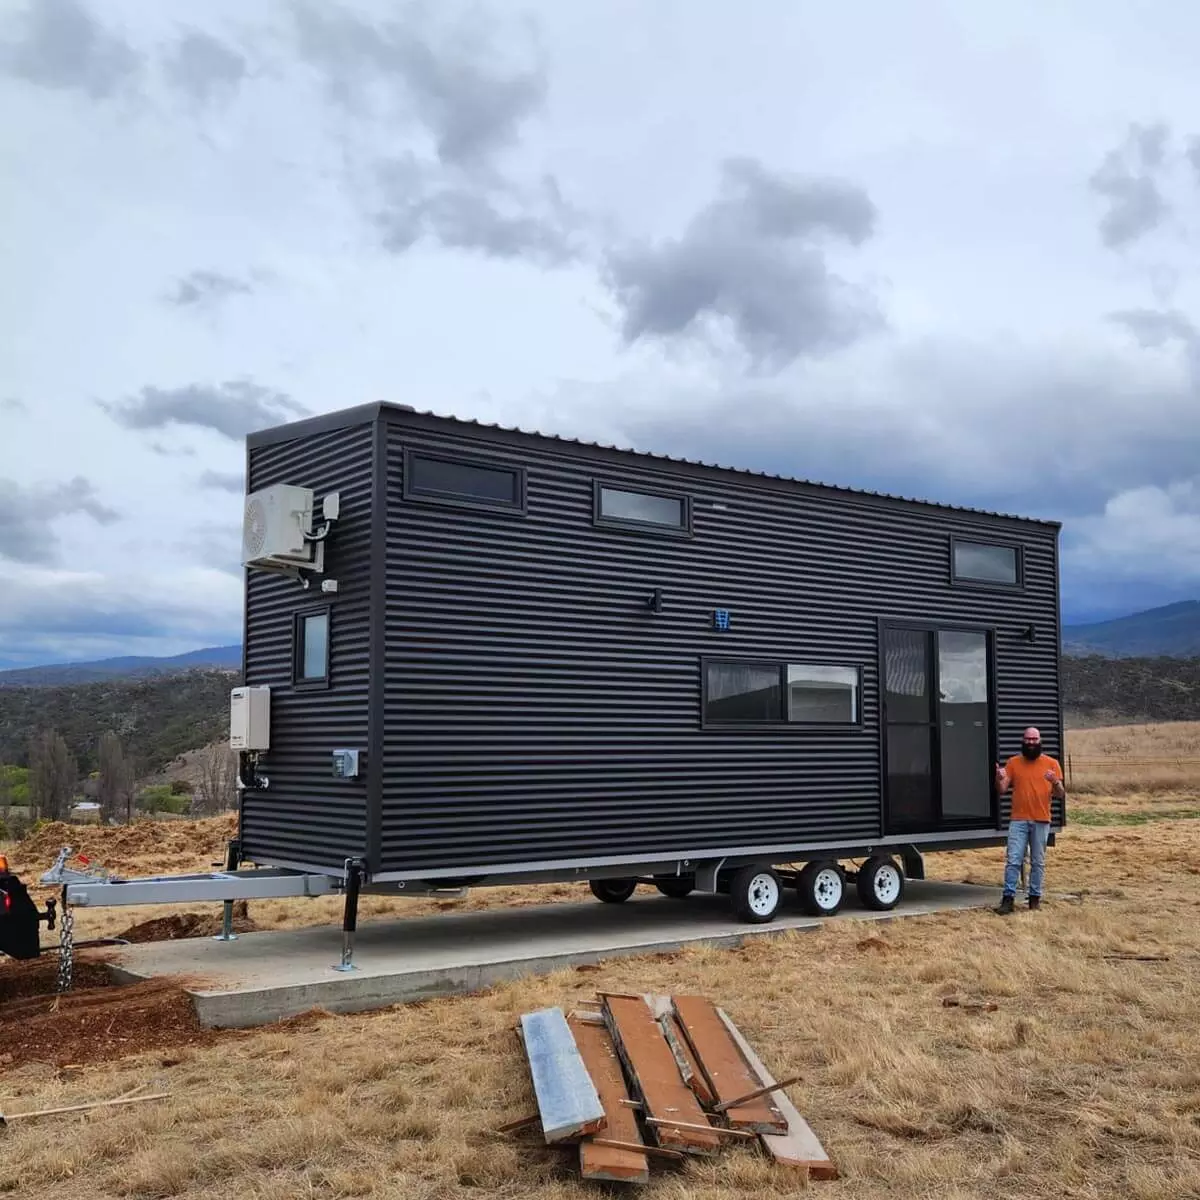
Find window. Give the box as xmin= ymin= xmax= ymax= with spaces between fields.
xmin=404 ymin=450 xmax=525 ymax=512
xmin=705 ymin=661 xmax=781 ymax=723
xmin=787 ymin=664 xmax=859 ymax=723
xmin=952 ymin=538 xmax=1020 ymax=587
xmin=595 ymin=483 xmax=689 ymax=533
xmin=704 ymin=659 xmax=861 ymax=726
xmin=294 ymin=609 xmax=330 ymax=686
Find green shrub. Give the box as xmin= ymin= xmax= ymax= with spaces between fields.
xmin=137 ymin=785 xmax=189 ymax=815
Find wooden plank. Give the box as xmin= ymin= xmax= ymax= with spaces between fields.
xmin=672 ymin=996 xmax=787 ymax=1133
xmin=713 ymin=1075 xmax=804 ymax=1113
xmin=643 ymin=993 xmax=716 ymax=1105
xmin=519 ymin=1007 xmax=607 ymax=1144
xmin=645 ymin=1117 xmax=758 ymax=1141
xmin=715 ymin=1007 xmax=838 ymax=1180
xmin=568 ymin=1013 xmax=650 ymax=1185
xmin=602 ymin=996 xmax=722 ymax=1156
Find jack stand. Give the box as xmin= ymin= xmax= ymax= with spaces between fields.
xmin=214 ymin=839 xmax=241 ymax=942
xmin=333 ymin=857 xmax=364 ymax=973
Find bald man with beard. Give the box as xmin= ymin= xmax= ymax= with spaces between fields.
xmin=993 ymin=727 xmax=1064 ymax=914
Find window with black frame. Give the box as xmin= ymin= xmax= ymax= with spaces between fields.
xmin=704 ymin=660 xmax=861 ymax=726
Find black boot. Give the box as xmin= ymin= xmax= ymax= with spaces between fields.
xmin=995 ymin=894 xmax=1015 ymax=915
xmin=1028 ymin=895 xmax=1041 ymax=910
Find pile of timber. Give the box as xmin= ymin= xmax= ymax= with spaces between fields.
xmin=506 ymin=992 xmax=837 ymax=1186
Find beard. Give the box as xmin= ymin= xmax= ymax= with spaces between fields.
xmin=1021 ymin=744 xmax=1041 ymax=760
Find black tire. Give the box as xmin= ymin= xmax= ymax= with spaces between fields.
xmin=590 ymin=877 xmax=638 ymax=904
xmin=729 ymin=864 xmax=782 ymax=924
xmin=654 ymin=875 xmax=695 ymax=899
xmin=796 ymin=860 xmax=845 ymax=916
xmin=855 ymin=856 xmax=905 ymax=911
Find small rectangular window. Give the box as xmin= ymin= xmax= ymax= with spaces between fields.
xmin=404 ymin=450 xmax=525 ymax=512
xmin=787 ymin=664 xmax=860 ymax=723
xmin=705 ymin=661 xmax=781 ymax=723
xmin=294 ymin=609 xmax=330 ymax=686
xmin=952 ymin=538 xmax=1020 ymax=586
xmin=595 ymin=483 xmax=689 ymax=532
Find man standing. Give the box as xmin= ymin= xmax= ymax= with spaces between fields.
xmin=994 ymin=726 xmax=1064 ymax=913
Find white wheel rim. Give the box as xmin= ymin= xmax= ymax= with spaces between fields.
xmin=747 ymin=873 xmax=779 ymax=916
xmin=874 ymin=865 xmax=902 ymax=904
xmin=813 ymin=868 xmax=842 ymax=910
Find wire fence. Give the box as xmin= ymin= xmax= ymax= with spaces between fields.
xmin=1066 ymin=756 xmax=1200 ymax=783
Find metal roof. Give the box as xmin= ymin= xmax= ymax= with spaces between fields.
xmin=384 ymin=404 xmax=1061 ymax=530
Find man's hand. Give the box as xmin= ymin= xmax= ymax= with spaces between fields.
xmin=1043 ymin=770 xmax=1058 ymax=783
xmin=994 ymin=762 xmax=1008 ymax=791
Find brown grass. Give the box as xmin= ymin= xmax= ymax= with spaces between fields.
xmin=4 ymin=725 xmax=1200 ymax=1197
xmin=1064 ymin=720 xmax=1200 ymax=795
xmin=3 ymin=818 xmax=1200 ymax=1196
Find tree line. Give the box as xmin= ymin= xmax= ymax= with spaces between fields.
xmin=1 ymin=730 xmax=238 ymax=838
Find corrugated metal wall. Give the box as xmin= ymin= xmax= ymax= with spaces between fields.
xmin=240 ymin=421 xmax=375 ymax=871
xmin=379 ymin=415 xmax=1061 ymax=874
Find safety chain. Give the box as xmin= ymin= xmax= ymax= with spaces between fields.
xmin=57 ymin=905 xmax=74 ymax=993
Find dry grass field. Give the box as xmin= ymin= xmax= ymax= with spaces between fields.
xmin=2 ymin=721 xmax=1199 ymax=1200
xmin=1064 ymin=720 xmax=1200 ymax=797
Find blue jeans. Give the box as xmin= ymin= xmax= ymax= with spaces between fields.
xmin=1003 ymin=820 xmax=1050 ymax=898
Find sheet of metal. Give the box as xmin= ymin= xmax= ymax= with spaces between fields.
xmin=519 ymin=1007 xmax=607 ymax=1144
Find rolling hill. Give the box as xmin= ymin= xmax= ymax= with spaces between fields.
xmin=1062 ymin=601 xmax=1200 ymax=659
xmin=0 ymin=645 xmax=242 ymax=687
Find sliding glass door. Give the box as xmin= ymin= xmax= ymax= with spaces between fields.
xmin=882 ymin=623 xmax=996 ymax=833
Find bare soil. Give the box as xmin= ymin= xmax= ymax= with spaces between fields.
xmin=0 ymin=959 xmax=216 ymax=1069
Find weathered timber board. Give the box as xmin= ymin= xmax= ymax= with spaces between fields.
xmin=567 ymin=1013 xmax=650 ymax=1184
xmin=672 ymin=995 xmax=787 ymax=1133
xmin=715 ymin=1007 xmax=838 ymax=1180
xmin=519 ymin=1007 xmax=606 ymax=1143
xmin=602 ymin=996 xmax=721 ymax=1155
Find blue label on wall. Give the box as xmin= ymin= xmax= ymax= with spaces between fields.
xmin=713 ymin=609 xmax=731 ymax=631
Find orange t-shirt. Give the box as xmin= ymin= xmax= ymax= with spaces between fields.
xmin=1005 ymin=754 xmax=1062 ymax=823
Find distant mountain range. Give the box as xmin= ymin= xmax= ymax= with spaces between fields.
xmin=0 ymin=600 xmax=1196 ymax=688
xmin=0 ymin=645 xmax=241 ymax=687
xmin=1062 ymin=601 xmax=1200 ymax=659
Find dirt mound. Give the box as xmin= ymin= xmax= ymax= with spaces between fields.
xmin=0 ymin=958 xmax=217 ymax=1068
xmin=118 ymin=901 xmax=257 ymax=943
xmin=12 ymin=814 xmax=236 ymax=879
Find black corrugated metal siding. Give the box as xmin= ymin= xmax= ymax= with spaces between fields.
xmin=240 ymin=422 xmax=375 ymax=871
xmin=377 ymin=413 xmax=1061 ymax=874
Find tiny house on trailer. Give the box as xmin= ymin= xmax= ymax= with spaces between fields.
xmin=229 ymin=400 xmax=1064 ymax=930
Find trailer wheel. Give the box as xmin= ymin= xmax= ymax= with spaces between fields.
xmin=654 ymin=875 xmax=695 ymax=899
xmin=589 ymin=877 xmax=638 ymax=904
xmin=856 ymin=856 xmax=905 ymax=911
xmin=729 ymin=865 xmax=782 ymax=924
xmin=796 ymin=860 xmax=845 ymax=916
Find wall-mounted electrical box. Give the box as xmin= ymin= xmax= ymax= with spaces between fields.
xmin=230 ymin=686 xmax=271 ymax=751
xmin=331 ymin=749 xmax=360 ymax=779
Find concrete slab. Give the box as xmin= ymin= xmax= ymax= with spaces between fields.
xmin=107 ymin=881 xmax=999 ymax=1029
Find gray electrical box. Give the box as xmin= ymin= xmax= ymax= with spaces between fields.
xmin=331 ymin=749 xmax=360 ymax=779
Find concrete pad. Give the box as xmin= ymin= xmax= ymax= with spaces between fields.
xmin=107 ymin=881 xmax=999 ymax=1029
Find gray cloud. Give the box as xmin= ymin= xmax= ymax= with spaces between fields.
xmin=375 ymin=156 xmax=580 ymax=265
xmin=0 ymin=0 xmax=140 ymax=98
xmin=164 ymin=29 xmax=246 ymax=106
xmin=603 ymin=157 xmax=881 ymax=370
xmin=167 ymin=270 xmax=254 ymax=309
xmin=1109 ymin=307 xmax=1198 ymax=350
xmin=149 ymin=441 xmax=196 ymax=459
xmin=290 ymin=2 xmax=546 ymax=169
xmin=1 ymin=398 xmax=28 ymax=414
xmin=199 ymin=470 xmax=244 ymax=493
xmin=0 ymin=476 xmax=120 ymax=565
xmin=101 ymin=381 xmax=309 ymax=441
xmin=1089 ymin=122 xmax=1171 ymax=248
xmin=1189 ymin=136 xmax=1200 ymax=183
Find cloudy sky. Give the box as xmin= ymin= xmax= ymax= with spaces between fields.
xmin=2 ymin=0 xmax=1199 ymax=668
